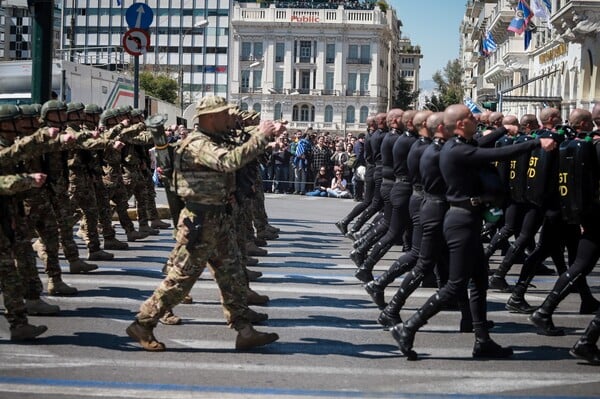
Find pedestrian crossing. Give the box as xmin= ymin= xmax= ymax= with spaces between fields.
xmin=0 ymin=194 xmax=599 ymax=398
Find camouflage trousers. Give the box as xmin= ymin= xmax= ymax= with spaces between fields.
xmin=137 ymin=205 xmax=250 ymax=330
xmin=0 ymin=229 xmax=28 ymax=328
xmin=69 ymin=168 xmax=101 ymax=252
xmin=235 ymin=197 xmax=254 ymax=269
xmin=252 ymin=176 xmax=269 ymax=234
xmin=13 ymin=198 xmax=45 ymax=299
xmin=142 ymin=169 xmax=160 ymax=221
xmin=47 ymin=182 xmax=80 ymax=263
xmin=93 ymin=175 xmax=118 ymax=239
xmin=122 ymin=166 xmax=152 ymax=227
xmin=103 ymin=166 xmax=135 ymax=234
xmin=23 ymin=187 xmax=69 ymax=276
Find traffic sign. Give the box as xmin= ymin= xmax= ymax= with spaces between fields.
xmin=126 ymin=3 xmax=154 ymax=29
xmin=123 ymin=28 xmax=150 ymax=56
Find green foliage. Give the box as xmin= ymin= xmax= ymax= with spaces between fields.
xmin=424 ymin=59 xmax=464 ymax=111
xmin=376 ymin=0 xmax=388 ymax=12
xmin=391 ymin=75 xmax=420 ymax=110
xmin=139 ymin=71 xmax=178 ymax=104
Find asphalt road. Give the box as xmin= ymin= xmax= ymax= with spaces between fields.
xmin=0 ymin=190 xmax=599 ymax=398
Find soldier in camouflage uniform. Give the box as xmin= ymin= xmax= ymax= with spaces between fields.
xmin=126 ymin=96 xmax=282 ymax=351
xmin=99 ymin=109 xmax=152 ymax=241
xmin=128 ymin=109 xmax=171 ymax=231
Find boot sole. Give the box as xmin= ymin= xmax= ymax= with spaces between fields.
xmin=235 ymin=333 xmax=279 ymax=350
xmin=569 ymin=349 xmax=600 ymax=365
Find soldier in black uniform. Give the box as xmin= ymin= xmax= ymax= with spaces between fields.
xmin=335 ymin=117 xmax=376 ymax=235
xmin=364 ymin=110 xmax=430 ymax=309
xmin=351 ymin=110 xmax=403 ymax=281
xmin=345 ymin=113 xmax=387 ymax=240
xmin=391 ymin=104 xmax=556 ymax=360
xmin=529 ymin=108 xmax=600 ymax=337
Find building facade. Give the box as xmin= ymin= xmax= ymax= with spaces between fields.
xmin=461 ymin=0 xmax=600 ymax=119
xmin=228 ymin=2 xmax=413 ymax=134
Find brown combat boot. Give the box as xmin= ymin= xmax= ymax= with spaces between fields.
xmin=159 ymin=310 xmax=182 ymax=325
xmin=247 ymin=288 xmax=269 ymax=305
xmin=88 ymin=249 xmax=114 ymax=261
xmin=48 ymin=278 xmax=78 ymax=296
xmin=181 ymin=295 xmax=193 ymax=304
xmin=103 ymin=237 xmax=129 ymax=250
xmin=69 ymin=259 xmax=98 ymax=274
xmin=151 ymin=219 xmax=171 ymax=229
xmin=10 ymin=323 xmax=48 ymax=341
xmin=126 ymin=321 xmax=166 ymax=351
xmin=246 ymin=242 xmax=267 ymax=257
xmin=235 ymin=325 xmax=279 ymax=350
xmin=244 ymin=308 xmax=268 ymax=324
xmin=246 ymin=269 xmax=263 ymax=282
xmin=126 ymin=230 xmax=149 ymax=242
xmin=26 ymin=298 xmax=60 ymax=315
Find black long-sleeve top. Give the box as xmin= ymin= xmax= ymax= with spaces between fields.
xmin=420 ymin=138 xmax=447 ymax=196
xmin=381 ymin=128 xmax=400 ymax=180
xmin=370 ymin=128 xmax=387 ymax=179
xmin=407 ymin=136 xmax=432 ymax=186
xmin=440 ymin=130 xmax=541 ymax=204
xmin=364 ymin=130 xmax=375 ymax=167
xmin=392 ymin=131 xmax=418 ymax=178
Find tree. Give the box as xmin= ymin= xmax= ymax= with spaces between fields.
xmin=391 ymin=75 xmax=420 ymax=110
xmin=424 ymin=59 xmax=464 ymax=111
xmin=139 ymin=71 xmax=178 ymax=104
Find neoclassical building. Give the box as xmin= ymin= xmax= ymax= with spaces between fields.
xmin=229 ymin=1 xmax=419 ymax=134
xmin=461 ymin=0 xmax=600 ymax=120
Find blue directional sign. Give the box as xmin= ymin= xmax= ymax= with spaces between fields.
xmin=126 ymin=3 xmax=154 ymax=30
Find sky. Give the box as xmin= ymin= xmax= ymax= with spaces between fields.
xmin=389 ymin=1 xmax=466 ymax=82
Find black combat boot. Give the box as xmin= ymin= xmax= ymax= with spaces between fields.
xmin=529 ymin=292 xmax=565 ymax=336
xmin=472 ymin=322 xmax=513 ymax=358
xmin=570 ymin=318 xmax=600 ymax=365
xmin=506 ymin=281 xmax=537 ymax=314
xmin=365 ymin=262 xmax=412 ymax=309
xmin=335 ymin=217 xmax=351 ymax=235
xmin=390 ymin=294 xmax=442 ymax=360
xmin=378 ymin=294 xmax=404 ymax=329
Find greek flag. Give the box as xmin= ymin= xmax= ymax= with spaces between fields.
xmin=531 ymin=0 xmax=552 ymax=28
xmin=482 ymin=31 xmax=497 ymax=56
xmin=117 ymin=0 xmax=122 ymax=5
xmin=465 ymin=98 xmax=482 ymax=114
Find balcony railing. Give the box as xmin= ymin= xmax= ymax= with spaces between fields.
xmin=345 ymin=90 xmax=370 ymax=96
xmin=346 ymin=57 xmax=371 ymax=64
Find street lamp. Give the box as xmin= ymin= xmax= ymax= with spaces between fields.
xmin=179 ymin=19 xmax=209 ymax=116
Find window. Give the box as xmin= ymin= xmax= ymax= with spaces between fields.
xmin=299 ymin=40 xmax=311 ymax=62
xmin=347 ymin=73 xmax=357 ymax=93
xmin=292 ymin=104 xmax=315 ymax=121
xmin=346 ymin=106 xmax=355 ymax=123
xmin=274 ymin=103 xmax=283 ymax=120
xmin=241 ymin=42 xmax=252 ymax=60
xmin=325 ymin=72 xmax=334 ymax=91
xmin=401 ymin=70 xmax=415 ymax=77
xmin=324 ymin=105 xmax=333 ymax=123
xmin=360 ymin=44 xmax=370 ymax=62
xmin=359 ymin=106 xmax=369 ymax=123
xmin=254 ymin=42 xmax=263 ymax=59
xmin=326 ymin=43 xmax=335 ymax=64
xmin=253 ymin=103 xmax=261 ymax=114
xmin=348 ymin=45 xmax=358 ymax=59
xmin=359 ymin=73 xmax=369 ymax=92
xmin=301 ymin=70 xmax=311 ymax=90
xmin=240 ymin=102 xmax=249 ymax=111
xmin=252 ymin=70 xmax=262 ymax=90
xmin=275 ymin=42 xmax=284 ymax=62
xmin=401 ymin=57 xmax=414 ymax=64
xmin=274 ymin=71 xmax=283 ymax=90
xmin=241 ymin=70 xmax=250 ymax=89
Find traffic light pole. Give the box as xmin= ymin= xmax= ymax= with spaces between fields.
xmin=28 ymin=0 xmax=54 ymax=104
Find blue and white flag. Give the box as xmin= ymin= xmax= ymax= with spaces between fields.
xmin=482 ymin=31 xmax=497 ymax=56
xmin=117 ymin=0 xmax=122 ymax=6
xmin=508 ymin=0 xmax=534 ymax=35
xmin=531 ymin=0 xmax=551 ymax=28
xmin=464 ymin=98 xmax=482 ymax=114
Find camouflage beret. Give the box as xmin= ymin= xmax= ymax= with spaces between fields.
xmin=195 ymin=96 xmax=234 ymax=118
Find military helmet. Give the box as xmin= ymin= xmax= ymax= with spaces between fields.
xmin=99 ymin=108 xmax=118 ymax=126
xmin=0 ymin=104 xmax=22 ymax=121
xmin=18 ymin=104 xmax=41 ymax=118
xmin=130 ymin=108 xmax=144 ymax=118
xmin=84 ymin=104 xmax=103 ymax=115
xmin=116 ymin=104 xmax=133 ymax=117
xmin=41 ymin=100 xmax=67 ymax=119
xmin=67 ymin=102 xmax=85 ymax=114
xmin=195 ymin=96 xmax=233 ymax=119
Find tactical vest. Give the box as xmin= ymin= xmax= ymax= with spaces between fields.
xmin=173 ymin=132 xmax=236 ymax=205
xmin=558 ymin=134 xmax=599 ymax=224
xmin=508 ymin=134 xmax=534 ymax=203
xmin=494 ymin=135 xmax=514 ymax=189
